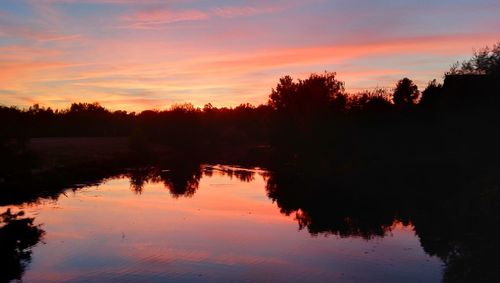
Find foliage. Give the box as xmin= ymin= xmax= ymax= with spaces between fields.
xmin=420 ymin=79 xmax=443 ymax=107
xmin=448 ymin=42 xmax=500 ymax=75
xmin=268 ymin=72 xmax=346 ymax=114
xmin=392 ymin=77 xmax=420 ymax=106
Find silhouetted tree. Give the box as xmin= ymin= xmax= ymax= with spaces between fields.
xmin=268 ymin=72 xmax=345 ymax=114
xmin=349 ymin=88 xmax=392 ymax=113
xmin=448 ymin=42 xmax=500 ymax=76
xmin=393 ymin=78 xmax=420 ymax=106
xmin=419 ymin=79 xmax=443 ymax=107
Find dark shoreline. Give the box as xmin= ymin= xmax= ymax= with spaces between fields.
xmin=0 ymin=138 xmax=272 ymax=205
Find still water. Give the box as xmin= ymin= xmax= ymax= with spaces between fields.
xmin=2 ymin=165 xmax=442 ymax=282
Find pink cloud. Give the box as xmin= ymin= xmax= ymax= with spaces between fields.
xmin=119 ymin=3 xmax=287 ymax=29
xmin=196 ymin=33 xmax=496 ymax=74
xmin=211 ymin=6 xmax=279 ymax=18
xmin=2 ymin=25 xmax=497 ymax=111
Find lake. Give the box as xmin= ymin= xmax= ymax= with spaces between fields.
xmin=1 ymin=165 xmax=444 ymax=282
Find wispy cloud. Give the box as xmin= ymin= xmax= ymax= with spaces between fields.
xmin=122 ymin=9 xmax=209 ymax=28
xmin=211 ymin=6 xmax=280 ymax=18
xmin=120 ymin=3 xmax=286 ymax=29
xmin=0 ymin=23 xmax=81 ymax=42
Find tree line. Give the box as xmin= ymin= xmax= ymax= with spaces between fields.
xmin=1 ymin=43 xmax=499 ymax=174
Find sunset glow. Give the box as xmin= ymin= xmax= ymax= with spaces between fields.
xmin=1 ymin=0 xmax=499 ymax=110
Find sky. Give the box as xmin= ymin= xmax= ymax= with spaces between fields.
xmin=0 ymin=0 xmax=499 ymax=111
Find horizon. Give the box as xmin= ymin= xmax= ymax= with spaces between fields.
xmin=2 ymin=2 xmax=500 ymax=280
xmin=1 ymin=0 xmax=499 ymax=111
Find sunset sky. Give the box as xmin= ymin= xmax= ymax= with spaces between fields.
xmin=1 ymin=0 xmax=499 ymax=111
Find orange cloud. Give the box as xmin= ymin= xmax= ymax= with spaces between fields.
xmin=0 ymin=24 xmax=81 ymax=42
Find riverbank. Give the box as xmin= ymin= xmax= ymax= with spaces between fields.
xmin=0 ymin=137 xmax=271 ymax=205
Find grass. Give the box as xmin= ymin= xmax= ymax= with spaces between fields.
xmin=28 ymin=137 xmax=132 ymax=171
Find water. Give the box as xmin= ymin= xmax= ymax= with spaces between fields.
xmin=1 ymin=165 xmax=443 ymax=282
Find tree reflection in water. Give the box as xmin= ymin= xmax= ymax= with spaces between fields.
xmin=2 ymin=163 xmax=499 ymax=283
xmin=123 ymin=162 xmax=500 ymax=282
xmin=0 ymin=209 xmax=44 ymax=283
xmin=126 ymin=164 xmax=258 ymax=197
xmin=264 ymin=165 xmax=500 ymax=283
xmin=127 ymin=164 xmax=202 ymax=197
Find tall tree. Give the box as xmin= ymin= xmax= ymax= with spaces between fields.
xmin=393 ymin=78 xmax=420 ymax=106
xmin=268 ymin=72 xmax=345 ymax=114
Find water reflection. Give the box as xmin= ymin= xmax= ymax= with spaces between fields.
xmin=127 ymin=164 xmax=202 ymax=197
xmin=126 ymin=165 xmax=258 ymax=197
xmin=0 ymin=209 xmax=45 ymax=283
xmin=265 ymin=166 xmax=500 ymax=282
xmin=205 ymin=165 xmax=258 ymax=183
xmin=265 ymin=168 xmax=405 ymax=238
xmin=1 ymin=164 xmax=499 ymax=282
